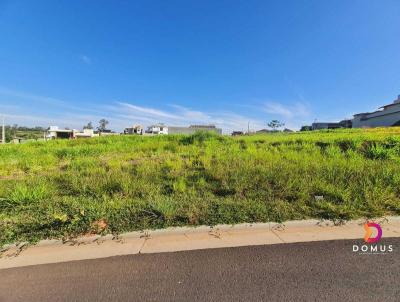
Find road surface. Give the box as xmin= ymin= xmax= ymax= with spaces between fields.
xmin=1 ymin=238 xmax=399 ymax=301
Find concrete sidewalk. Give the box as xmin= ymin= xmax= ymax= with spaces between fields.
xmin=1 ymin=216 xmax=399 ymax=269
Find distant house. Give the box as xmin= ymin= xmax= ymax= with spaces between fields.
xmin=191 ymin=125 xmax=222 ymax=134
xmin=168 ymin=125 xmax=222 ymax=135
xmin=231 ymin=131 xmax=244 ymax=136
xmin=47 ymin=126 xmax=99 ymax=139
xmin=309 ymin=94 xmax=400 ymax=130
xmin=47 ymin=126 xmax=75 ymax=139
xmin=145 ymin=124 xmax=222 ymax=135
xmin=300 ymin=126 xmax=312 ymax=131
xmin=75 ymin=129 xmax=98 ymax=139
xmin=311 ymin=120 xmax=352 ymax=130
xmin=352 ymin=95 xmax=400 ymax=128
xmin=256 ymin=129 xmax=273 ymax=134
xmin=146 ymin=124 xmax=168 ymax=135
xmin=124 ymin=125 xmax=144 ymax=135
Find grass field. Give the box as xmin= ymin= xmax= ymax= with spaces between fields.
xmin=1 ymin=128 xmax=400 ymax=246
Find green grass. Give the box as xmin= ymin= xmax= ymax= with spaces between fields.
xmin=1 ymin=128 xmax=400 ymax=246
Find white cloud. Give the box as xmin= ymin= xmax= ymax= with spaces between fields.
xmin=263 ymin=102 xmax=293 ymax=118
xmin=79 ymin=55 xmax=92 ymax=64
xmin=2 ymin=113 xmax=83 ymax=128
xmin=169 ymin=104 xmax=211 ymax=121
xmin=0 ymin=104 xmax=20 ymax=110
xmin=263 ymin=101 xmax=310 ymax=119
xmin=260 ymin=101 xmax=312 ymax=129
xmin=0 ymin=86 xmax=67 ymax=107
xmin=109 ymin=102 xmax=267 ymax=133
xmin=0 ymin=87 xmax=104 ymax=115
xmin=0 ymin=87 xmax=312 ymax=132
xmin=117 ymin=102 xmax=181 ymax=120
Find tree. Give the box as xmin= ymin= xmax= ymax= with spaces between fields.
xmin=84 ymin=122 xmax=93 ymax=130
xmin=267 ymin=120 xmax=285 ymax=131
xmin=300 ymin=125 xmax=312 ymax=131
xmin=97 ymin=119 xmax=109 ymax=132
xmin=4 ymin=126 xmax=12 ymax=143
xmin=11 ymin=124 xmax=18 ymax=137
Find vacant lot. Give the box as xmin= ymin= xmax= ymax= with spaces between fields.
xmin=1 ymin=128 xmax=400 ymax=246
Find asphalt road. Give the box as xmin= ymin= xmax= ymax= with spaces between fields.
xmin=1 ymin=238 xmax=399 ymax=302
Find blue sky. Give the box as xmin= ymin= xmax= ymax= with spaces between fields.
xmin=0 ymin=0 xmax=399 ymax=132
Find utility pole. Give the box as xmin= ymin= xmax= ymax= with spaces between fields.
xmin=247 ymin=121 xmax=250 ymax=135
xmin=1 ymin=116 xmax=5 ymax=144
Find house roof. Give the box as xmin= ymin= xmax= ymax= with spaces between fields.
xmin=379 ymin=101 xmax=400 ymax=109
xmin=354 ymin=95 xmax=400 ymax=117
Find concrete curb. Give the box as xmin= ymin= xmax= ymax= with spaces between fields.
xmin=1 ymin=216 xmax=399 ymax=269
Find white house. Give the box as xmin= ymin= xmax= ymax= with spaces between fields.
xmin=47 ymin=126 xmax=99 ymax=139
xmin=352 ymin=95 xmax=400 ymax=128
xmin=124 ymin=125 xmax=144 ymax=135
xmin=75 ymin=129 xmax=99 ymax=139
xmin=46 ymin=126 xmax=75 ymax=139
xmin=146 ymin=124 xmax=168 ymax=135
